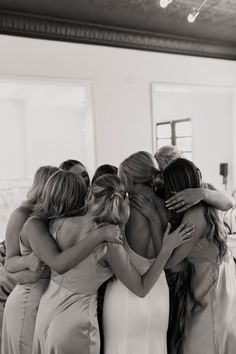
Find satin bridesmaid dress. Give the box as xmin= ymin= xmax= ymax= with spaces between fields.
xmin=1 ymin=218 xmax=50 ymax=354
xmin=103 ymin=238 xmax=169 ymax=354
xmin=33 ymin=214 xmax=113 ymax=354
xmin=182 ymin=238 xmax=236 ymax=354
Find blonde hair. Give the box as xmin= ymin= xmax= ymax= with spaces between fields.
xmin=154 ymin=145 xmax=182 ymax=170
xmin=23 ymin=165 xmax=59 ymax=210
xmin=119 ymin=151 xmax=161 ymax=191
xmin=90 ymin=174 xmax=129 ymax=227
xmin=35 ymin=170 xmax=87 ymax=219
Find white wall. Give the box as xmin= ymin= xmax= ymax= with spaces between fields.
xmin=25 ymin=104 xmax=86 ymax=177
xmin=153 ymin=90 xmax=233 ymax=190
xmin=1 ymin=35 xmax=236 ymax=187
xmin=0 ymin=99 xmax=27 ymax=179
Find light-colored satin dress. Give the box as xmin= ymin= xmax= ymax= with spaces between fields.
xmin=1 ymin=223 xmax=50 ymax=354
xmin=182 ymin=238 xmax=236 ymax=354
xmin=0 ymin=263 xmax=16 ymax=354
xmin=33 ymin=215 xmax=113 ymax=354
xmin=103 ymin=238 xmax=169 ymax=354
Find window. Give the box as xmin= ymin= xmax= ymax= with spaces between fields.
xmin=0 ymin=79 xmax=96 ymax=240
xmin=156 ymin=119 xmax=192 ymax=160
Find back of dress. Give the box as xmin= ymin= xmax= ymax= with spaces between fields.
xmin=50 ymin=213 xmax=112 ymax=294
xmin=33 ymin=213 xmax=112 ymax=354
xmin=103 ymin=236 xmax=169 ymax=354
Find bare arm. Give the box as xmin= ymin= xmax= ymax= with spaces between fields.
xmin=165 ymin=206 xmax=207 ymax=268
xmin=166 ymin=188 xmax=233 ymax=213
xmin=23 ymin=218 xmax=121 ymax=274
xmin=10 ymin=269 xmax=43 ymax=285
xmin=5 ymin=207 xmax=40 ymax=272
xmin=202 ymin=189 xmax=233 ymax=211
xmin=104 ymin=223 xmax=194 ymax=297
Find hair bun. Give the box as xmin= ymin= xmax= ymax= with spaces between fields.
xmin=152 ymin=170 xmax=164 ymax=189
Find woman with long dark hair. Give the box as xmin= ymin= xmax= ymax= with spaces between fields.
xmin=163 ymin=158 xmax=236 ymax=354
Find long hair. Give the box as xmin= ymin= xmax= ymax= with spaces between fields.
xmin=22 ymin=165 xmax=59 ymax=210
xmin=35 ymin=170 xmax=87 ymax=219
xmin=119 ymin=151 xmax=162 ymax=191
xmin=90 ymin=174 xmax=129 ymax=227
xmin=163 ymin=158 xmax=228 ymax=260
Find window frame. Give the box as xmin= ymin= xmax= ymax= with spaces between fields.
xmin=156 ymin=118 xmax=192 ymax=156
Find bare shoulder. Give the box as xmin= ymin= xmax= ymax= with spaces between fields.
xmin=23 ymin=216 xmax=47 ymax=233
xmin=183 ymin=205 xmax=207 ymax=227
xmin=6 ymin=207 xmax=31 ymax=233
xmin=9 ymin=206 xmax=30 ymax=221
xmin=58 ymin=214 xmax=89 ymax=234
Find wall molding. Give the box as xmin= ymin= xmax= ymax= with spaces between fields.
xmin=1 ymin=10 xmax=236 ymax=60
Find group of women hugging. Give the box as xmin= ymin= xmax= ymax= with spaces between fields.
xmin=1 ymin=146 xmax=236 ymax=354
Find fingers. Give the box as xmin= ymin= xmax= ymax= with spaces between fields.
xmin=165 ymin=192 xmax=182 ymax=206
xmin=130 ymin=195 xmax=151 ymax=204
xmin=176 ymin=221 xmax=188 ymax=232
xmin=129 ymin=194 xmax=153 ymax=213
xmin=164 ymin=222 xmax=171 ymax=236
xmin=179 ymin=226 xmax=195 ymax=241
xmin=176 ymin=204 xmax=191 ymax=213
xmin=181 ymin=226 xmax=195 ymax=238
xmin=129 ymin=200 xmax=141 ymax=211
xmin=167 ymin=200 xmax=186 ymax=211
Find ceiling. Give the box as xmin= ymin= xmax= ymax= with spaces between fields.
xmin=0 ymin=0 xmax=236 ymax=60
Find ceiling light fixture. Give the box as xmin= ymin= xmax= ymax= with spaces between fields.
xmin=160 ymin=0 xmax=173 ymax=9
xmin=187 ymin=0 xmax=208 ymax=23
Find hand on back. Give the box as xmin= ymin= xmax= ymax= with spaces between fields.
xmin=162 ymin=222 xmax=195 ymax=252
xmin=165 ymin=188 xmax=203 ymax=213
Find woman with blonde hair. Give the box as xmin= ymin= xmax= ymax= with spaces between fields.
xmin=103 ymin=150 xmax=233 ymax=354
xmin=103 ymin=151 xmax=171 ymax=354
xmin=155 ymin=145 xmax=183 ymax=171
xmin=5 ymin=165 xmax=59 ymax=277
xmin=1 ymin=166 xmax=59 ymax=354
xmin=2 ymin=170 xmax=121 ymax=354
xmin=33 ymin=173 xmax=193 ymax=354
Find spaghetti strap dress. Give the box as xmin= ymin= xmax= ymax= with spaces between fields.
xmin=182 ymin=238 xmax=236 ymax=354
xmin=103 ymin=238 xmax=169 ymax=354
xmin=33 ymin=214 xmax=113 ymax=354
